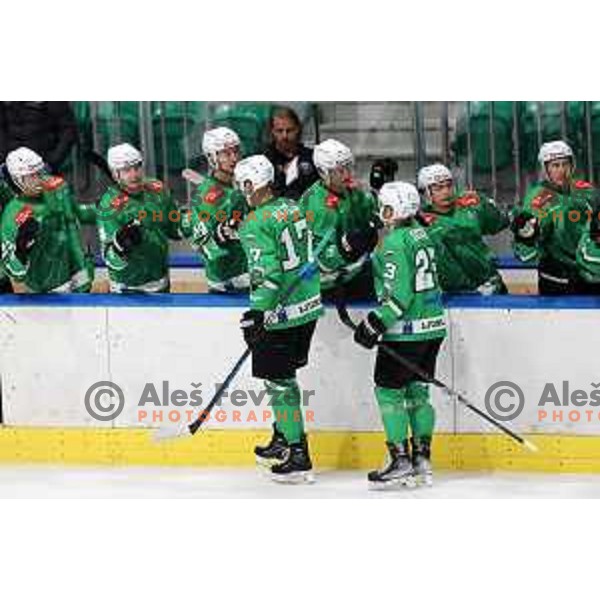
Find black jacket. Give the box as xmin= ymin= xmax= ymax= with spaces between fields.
xmin=0 ymin=101 xmax=78 ymax=171
xmin=264 ymin=143 xmax=319 ymax=200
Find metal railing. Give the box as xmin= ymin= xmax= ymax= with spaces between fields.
xmin=65 ymin=101 xmax=599 ymax=209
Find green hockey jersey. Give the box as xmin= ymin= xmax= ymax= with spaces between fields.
xmin=180 ymin=175 xmax=249 ymax=292
xmin=513 ymin=179 xmax=595 ymax=279
xmin=300 ymin=181 xmax=378 ymax=290
xmin=97 ymin=179 xmax=179 ymax=292
xmin=420 ymin=190 xmax=508 ymax=293
xmin=1 ymin=175 xmax=96 ymax=292
xmin=239 ymin=196 xmax=322 ymax=331
xmin=372 ymin=220 xmax=447 ymax=342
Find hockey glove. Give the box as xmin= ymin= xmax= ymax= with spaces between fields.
xmin=240 ymin=309 xmax=265 ymax=348
xmin=215 ymin=218 xmax=241 ymax=247
xmin=114 ymin=220 xmax=143 ymax=257
xmin=354 ymin=311 xmax=386 ymax=350
xmin=590 ymin=211 xmax=600 ymax=245
xmin=339 ymin=223 xmax=379 ymax=262
xmin=511 ymin=212 xmax=539 ymax=245
xmin=15 ymin=217 xmax=40 ymax=264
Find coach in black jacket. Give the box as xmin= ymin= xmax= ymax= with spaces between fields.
xmin=0 ymin=101 xmax=78 ymax=173
xmin=264 ymin=106 xmax=318 ymax=200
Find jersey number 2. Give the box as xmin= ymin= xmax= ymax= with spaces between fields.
xmin=415 ymin=247 xmax=436 ymax=292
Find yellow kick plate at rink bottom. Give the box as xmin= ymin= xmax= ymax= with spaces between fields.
xmin=0 ymin=428 xmax=599 ymax=473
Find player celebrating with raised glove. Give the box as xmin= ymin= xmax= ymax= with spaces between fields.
xmin=97 ymin=143 xmax=180 ymax=293
xmin=235 ymin=155 xmax=322 ymax=484
xmin=1 ymin=147 xmax=96 ymax=293
xmin=417 ymin=163 xmax=508 ymax=295
xmin=353 ymin=182 xmax=447 ymax=489
xmin=512 ymin=140 xmax=595 ymax=295
xmin=300 ymin=139 xmax=379 ymax=301
xmin=180 ymin=127 xmax=249 ymax=293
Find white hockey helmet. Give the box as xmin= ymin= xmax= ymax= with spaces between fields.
xmin=107 ymin=143 xmax=143 ymax=174
xmin=417 ymin=163 xmax=453 ymax=193
xmin=313 ymin=139 xmax=354 ymax=176
xmin=203 ymin=127 xmax=241 ymax=169
xmin=234 ymin=155 xmax=274 ymax=200
xmin=538 ymin=140 xmax=574 ymax=166
xmin=378 ymin=182 xmax=421 ymax=225
xmin=5 ymin=147 xmax=46 ymax=194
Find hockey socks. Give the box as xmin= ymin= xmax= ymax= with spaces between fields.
xmin=405 ymin=381 xmax=435 ymax=440
xmin=375 ymin=383 xmax=435 ymax=444
xmin=375 ymin=386 xmax=410 ymax=444
xmin=265 ymin=378 xmax=304 ymax=444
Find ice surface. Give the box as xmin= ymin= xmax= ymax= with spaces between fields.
xmin=1 ymin=466 xmax=600 ymax=498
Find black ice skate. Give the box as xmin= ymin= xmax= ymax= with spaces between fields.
xmin=368 ymin=441 xmax=416 ymax=490
xmin=271 ymin=435 xmax=314 ymax=484
xmin=411 ymin=437 xmax=433 ymax=487
xmin=255 ymin=424 xmax=289 ymax=468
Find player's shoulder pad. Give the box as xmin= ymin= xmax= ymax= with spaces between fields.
xmin=418 ymin=211 xmax=437 ymax=226
xmin=574 ymin=179 xmax=593 ymax=190
xmin=42 ymin=175 xmax=65 ymax=192
xmin=111 ymin=192 xmax=129 ymax=210
xmin=15 ymin=204 xmax=34 ymax=226
xmin=455 ymin=191 xmax=480 ymax=208
xmin=530 ymin=188 xmax=554 ymax=210
xmin=144 ymin=179 xmax=164 ymax=193
xmin=325 ymin=192 xmax=340 ymax=210
xmin=204 ymin=184 xmax=225 ymax=205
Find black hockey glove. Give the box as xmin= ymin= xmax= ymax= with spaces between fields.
xmin=215 ymin=218 xmax=241 ymax=247
xmin=354 ymin=311 xmax=386 ymax=350
xmin=590 ymin=211 xmax=600 ymax=245
xmin=369 ymin=158 xmax=399 ymax=193
xmin=114 ymin=220 xmax=143 ymax=257
xmin=339 ymin=223 xmax=379 ymax=262
xmin=240 ymin=309 xmax=265 ymax=348
xmin=15 ymin=217 xmax=40 ymax=264
xmin=511 ymin=212 xmax=539 ymax=246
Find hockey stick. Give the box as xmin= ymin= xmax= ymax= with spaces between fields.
xmin=335 ymin=301 xmax=538 ymax=452
xmin=86 ymin=149 xmax=115 ymax=183
xmin=154 ymin=225 xmax=335 ymax=441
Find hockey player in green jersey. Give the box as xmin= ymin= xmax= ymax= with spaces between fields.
xmin=1 ymin=147 xmax=96 ymax=293
xmin=235 ymin=155 xmax=322 ymax=484
xmin=575 ymin=201 xmax=600 ymax=291
xmin=0 ymin=170 xmax=15 ymax=293
xmin=180 ymin=127 xmax=249 ymax=293
xmin=97 ymin=143 xmax=180 ymax=293
xmin=352 ymin=182 xmax=446 ymax=489
xmin=300 ymin=139 xmax=379 ymax=300
xmin=512 ymin=140 xmax=595 ymax=295
xmin=416 ymin=163 xmax=508 ymax=294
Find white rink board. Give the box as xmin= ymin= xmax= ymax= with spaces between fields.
xmin=1 ymin=303 xmax=599 ymax=435
xmin=0 ymin=308 xmax=110 ymax=426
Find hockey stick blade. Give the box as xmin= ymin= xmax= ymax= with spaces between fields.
xmin=153 ymin=348 xmax=250 ymax=442
xmin=335 ymin=302 xmax=537 ymax=452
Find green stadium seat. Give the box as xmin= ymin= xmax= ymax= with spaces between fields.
xmin=453 ymin=102 xmax=514 ymax=174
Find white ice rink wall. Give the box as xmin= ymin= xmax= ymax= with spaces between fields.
xmin=1 ymin=295 xmax=600 ymax=470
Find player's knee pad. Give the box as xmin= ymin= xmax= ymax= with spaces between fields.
xmin=375 ymin=386 xmax=409 ymax=410
xmin=404 ymin=381 xmax=430 ymax=409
